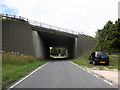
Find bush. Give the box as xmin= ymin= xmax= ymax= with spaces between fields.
xmin=2 ymin=54 xmax=36 ymax=66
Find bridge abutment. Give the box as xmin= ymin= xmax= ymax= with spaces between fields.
xmin=2 ymin=19 xmax=34 ymax=56
xmin=2 ymin=18 xmax=96 ymax=60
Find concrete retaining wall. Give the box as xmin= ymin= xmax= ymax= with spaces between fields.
xmin=2 ymin=18 xmax=96 ymax=59
xmin=76 ymin=34 xmax=96 ymax=57
xmin=0 ymin=15 xmax=2 ymax=53
xmin=2 ymin=19 xmax=34 ymax=56
xmin=2 ymin=19 xmax=49 ymax=59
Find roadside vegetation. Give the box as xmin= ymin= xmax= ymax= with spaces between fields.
xmin=50 ymin=55 xmax=56 ymax=58
xmin=0 ymin=70 xmax=1 ymax=89
xmin=2 ymin=53 xmax=47 ymax=88
xmin=95 ymin=19 xmax=120 ymax=53
xmin=72 ymin=50 xmax=119 ymax=70
xmin=50 ymin=47 xmax=67 ymax=58
xmin=72 ymin=19 xmax=120 ymax=70
xmin=50 ymin=55 xmax=67 ymax=58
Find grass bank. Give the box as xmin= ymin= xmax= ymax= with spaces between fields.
xmin=71 ymin=51 xmax=119 ymax=70
xmin=2 ymin=54 xmax=47 ymax=88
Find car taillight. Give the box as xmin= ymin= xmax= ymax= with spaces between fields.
xmin=106 ymin=53 xmax=108 ymax=56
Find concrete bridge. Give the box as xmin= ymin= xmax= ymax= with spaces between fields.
xmin=1 ymin=14 xmax=96 ymax=59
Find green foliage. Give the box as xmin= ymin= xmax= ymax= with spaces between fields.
xmin=95 ymin=19 xmax=120 ymax=54
xmin=50 ymin=47 xmax=67 ymax=56
xmin=72 ymin=50 xmax=94 ymax=68
xmin=3 ymin=54 xmax=36 ymax=66
xmin=50 ymin=48 xmax=59 ymax=56
xmin=71 ymin=51 xmax=119 ymax=70
xmin=2 ymin=54 xmax=47 ymax=88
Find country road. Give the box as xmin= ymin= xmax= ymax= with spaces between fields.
xmin=10 ymin=60 xmax=117 ymax=88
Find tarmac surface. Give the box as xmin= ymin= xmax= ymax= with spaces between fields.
xmin=11 ymin=60 xmax=117 ymax=88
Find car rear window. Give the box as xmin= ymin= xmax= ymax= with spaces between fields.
xmin=96 ymin=52 xmax=107 ymax=56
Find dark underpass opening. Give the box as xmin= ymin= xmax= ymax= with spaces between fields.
xmin=38 ymin=31 xmax=77 ymax=59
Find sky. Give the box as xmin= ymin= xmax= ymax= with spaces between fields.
xmin=0 ymin=0 xmax=119 ymax=37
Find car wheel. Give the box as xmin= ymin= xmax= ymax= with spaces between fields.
xmin=93 ymin=61 xmax=96 ymax=66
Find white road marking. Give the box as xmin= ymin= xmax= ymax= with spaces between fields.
xmin=93 ymin=74 xmax=99 ymax=78
xmin=69 ymin=61 xmax=80 ymax=67
xmin=8 ymin=62 xmax=49 ymax=89
xmin=69 ymin=61 xmax=114 ymax=86
xmin=80 ymin=67 xmax=84 ymax=69
xmin=88 ymin=71 xmax=91 ymax=73
xmin=104 ymin=80 xmax=113 ymax=85
xmin=82 ymin=68 xmax=86 ymax=70
xmin=69 ymin=61 xmax=84 ymax=70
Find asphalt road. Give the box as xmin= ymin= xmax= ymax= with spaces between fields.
xmin=12 ymin=60 xmax=117 ymax=88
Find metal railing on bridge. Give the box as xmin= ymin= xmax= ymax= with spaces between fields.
xmin=1 ymin=13 xmax=83 ymax=35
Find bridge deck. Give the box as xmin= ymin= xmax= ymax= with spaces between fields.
xmin=31 ymin=25 xmax=78 ymax=38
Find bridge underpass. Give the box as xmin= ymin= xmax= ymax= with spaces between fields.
xmin=37 ymin=30 xmax=77 ymax=59
xmin=1 ymin=14 xmax=96 ymax=60
xmin=31 ymin=24 xmax=78 ymax=59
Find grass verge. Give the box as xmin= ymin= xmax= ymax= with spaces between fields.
xmin=2 ymin=54 xmax=47 ymax=88
xmin=71 ymin=51 xmax=119 ymax=70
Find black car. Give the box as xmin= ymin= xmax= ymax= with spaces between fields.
xmin=88 ymin=51 xmax=109 ymax=66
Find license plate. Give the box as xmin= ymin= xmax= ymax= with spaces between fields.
xmin=100 ymin=61 xmax=105 ymax=63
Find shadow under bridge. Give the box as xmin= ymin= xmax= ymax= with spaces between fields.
xmin=32 ymin=25 xmax=78 ymax=59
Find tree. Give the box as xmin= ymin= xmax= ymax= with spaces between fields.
xmin=50 ymin=47 xmax=67 ymax=56
xmin=95 ymin=19 xmax=120 ymax=53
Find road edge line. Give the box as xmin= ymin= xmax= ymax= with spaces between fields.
xmin=69 ymin=61 xmax=85 ymax=70
xmin=88 ymin=71 xmax=91 ymax=73
xmin=104 ymin=80 xmax=113 ymax=85
xmin=93 ymin=74 xmax=99 ymax=78
xmin=8 ymin=62 xmax=49 ymax=89
xmin=69 ymin=61 xmax=116 ymax=86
